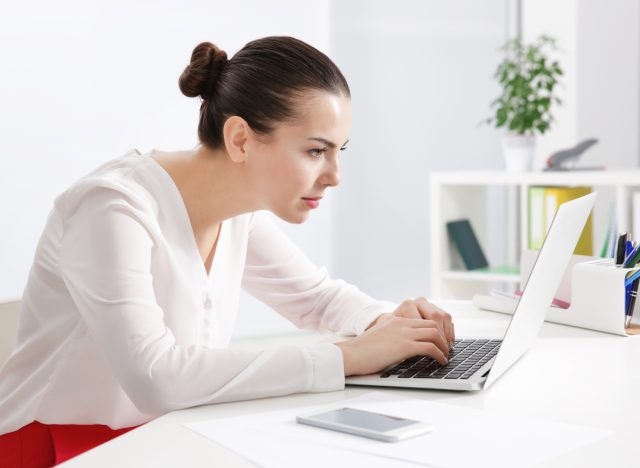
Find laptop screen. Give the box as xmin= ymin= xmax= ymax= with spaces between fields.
xmin=483 ymin=193 xmax=596 ymax=389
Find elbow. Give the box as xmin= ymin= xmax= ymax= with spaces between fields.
xmin=116 ymin=341 xmax=192 ymax=414
xmin=135 ymin=393 xmax=172 ymax=415
xmin=121 ymin=369 xmax=183 ymax=415
xmin=126 ymin=379 xmax=176 ymax=415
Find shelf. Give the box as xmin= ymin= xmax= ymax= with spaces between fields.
xmin=440 ymin=270 xmax=520 ymax=283
xmin=431 ymin=170 xmax=640 ymax=187
xmin=429 ymin=170 xmax=640 ymax=298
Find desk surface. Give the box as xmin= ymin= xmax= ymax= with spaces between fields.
xmin=62 ymin=301 xmax=640 ymax=467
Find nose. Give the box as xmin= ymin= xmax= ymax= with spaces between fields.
xmin=320 ymin=158 xmax=340 ymax=188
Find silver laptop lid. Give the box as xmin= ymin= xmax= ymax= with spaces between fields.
xmin=484 ymin=192 xmax=596 ymax=389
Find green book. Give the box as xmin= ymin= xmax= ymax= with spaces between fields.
xmin=476 ymin=265 xmax=520 ymax=275
xmin=446 ymin=219 xmax=489 ymax=270
xmin=528 ymin=187 xmax=545 ymax=250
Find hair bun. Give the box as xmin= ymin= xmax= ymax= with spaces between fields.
xmin=179 ymin=42 xmax=228 ymax=99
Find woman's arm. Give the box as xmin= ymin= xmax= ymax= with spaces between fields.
xmin=240 ymin=213 xmax=455 ymax=376
xmin=59 ymin=188 xmax=344 ymax=415
xmin=241 ymin=212 xmax=395 ymax=336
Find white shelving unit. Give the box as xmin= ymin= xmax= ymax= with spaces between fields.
xmin=429 ymin=170 xmax=640 ymax=299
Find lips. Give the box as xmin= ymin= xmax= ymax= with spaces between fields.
xmin=302 ymin=197 xmax=322 ymax=209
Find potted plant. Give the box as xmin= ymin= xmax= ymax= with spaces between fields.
xmin=487 ymin=35 xmax=564 ymax=171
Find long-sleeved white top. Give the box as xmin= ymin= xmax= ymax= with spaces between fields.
xmin=0 ymin=149 xmax=395 ymax=435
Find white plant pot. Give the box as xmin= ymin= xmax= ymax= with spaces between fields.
xmin=501 ymin=134 xmax=536 ymax=172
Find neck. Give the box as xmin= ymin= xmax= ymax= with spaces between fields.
xmin=153 ymin=145 xmax=259 ymax=231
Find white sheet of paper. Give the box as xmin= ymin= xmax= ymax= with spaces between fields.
xmin=185 ymin=392 xmax=611 ymax=468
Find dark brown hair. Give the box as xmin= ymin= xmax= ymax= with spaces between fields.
xmin=178 ymin=36 xmax=350 ymax=149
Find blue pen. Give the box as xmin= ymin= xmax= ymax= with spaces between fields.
xmin=624 ymin=244 xmax=640 ymax=268
xmin=625 ymin=269 xmax=640 ymax=287
xmin=625 ymin=266 xmax=638 ymax=312
xmin=626 ymin=283 xmax=631 ymax=313
xmin=627 ymin=277 xmax=640 ymax=327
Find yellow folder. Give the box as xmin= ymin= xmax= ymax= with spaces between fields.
xmin=543 ymin=186 xmax=593 ymax=255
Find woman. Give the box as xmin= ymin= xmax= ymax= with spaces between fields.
xmin=0 ymin=36 xmax=454 ymax=466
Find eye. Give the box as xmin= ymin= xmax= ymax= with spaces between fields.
xmin=340 ymin=146 xmax=348 ymax=152
xmin=308 ymin=148 xmax=327 ymax=158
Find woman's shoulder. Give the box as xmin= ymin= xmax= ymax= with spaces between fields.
xmin=54 ymin=149 xmax=159 ymax=220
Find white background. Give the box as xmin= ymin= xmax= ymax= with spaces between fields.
xmin=1 ymin=0 xmax=638 ymax=336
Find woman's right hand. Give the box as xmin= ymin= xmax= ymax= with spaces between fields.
xmin=334 ymin=316 xmax=451 ymax=377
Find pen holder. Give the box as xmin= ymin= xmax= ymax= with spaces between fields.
xmin=541 ymin=259 xmax=640 ymax=336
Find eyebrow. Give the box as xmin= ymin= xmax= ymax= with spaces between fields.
xmin=307 ymin=137 xmax=349 ymax=149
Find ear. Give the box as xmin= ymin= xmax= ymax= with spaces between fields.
xmin=222 ymin=116 xmax=251 ymax=163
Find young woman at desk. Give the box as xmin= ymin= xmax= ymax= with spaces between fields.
xmin=0 ymin=36 xmax=454 ymax=467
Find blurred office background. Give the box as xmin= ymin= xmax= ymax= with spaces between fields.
xmin=1 ymin=0 xmax=638 ymax=336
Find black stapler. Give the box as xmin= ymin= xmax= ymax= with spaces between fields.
xmin=543 ymin=138 xmax=603 ymax=171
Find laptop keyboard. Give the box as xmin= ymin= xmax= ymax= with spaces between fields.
xmin=380 ymin=339 xmax=502 ymax=380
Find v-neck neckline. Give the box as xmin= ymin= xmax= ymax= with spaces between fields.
xmin=202 ymin=223 xmax=223 ymax=277
xmin=145 ymin=150 xmax=224 ymax=283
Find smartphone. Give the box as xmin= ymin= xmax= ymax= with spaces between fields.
xmin=296 ymin=407 xmax=433 ymax=442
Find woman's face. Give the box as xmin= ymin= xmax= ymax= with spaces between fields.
xmin=247 ymin=91 xmax=352 ymax=224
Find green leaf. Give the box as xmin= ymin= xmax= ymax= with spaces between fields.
xmin=490 ymin=34 xmax=563 ymax=135
xmin=496 ymin=108 xmax=507 ymax=126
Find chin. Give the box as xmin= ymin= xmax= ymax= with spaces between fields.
xmin=274 ymin=207 xmax=310 ymax=224
xmin=286 ymin=212 xmax=309 ymax=224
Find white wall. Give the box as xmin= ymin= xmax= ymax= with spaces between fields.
xmin=328 ymin=0 xmax=506 ymax=302
xmin=521 ymin=0 xmax=579 ymax=170
xmin=0 ymin=0 xmax=331 ymax=336
xmin=576 ymin=0 xmax=639 ymax=169
xmin=522 ymin=0 xmax=639 ymax=169
xmin=4 ymin=1 xmax=638 ymax=337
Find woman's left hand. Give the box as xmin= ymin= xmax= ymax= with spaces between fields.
xmin=366 ymin=297 xmax=455 ymax=349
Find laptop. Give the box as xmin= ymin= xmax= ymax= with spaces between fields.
xmin=346 ymin=192 xmax=596 ymax=391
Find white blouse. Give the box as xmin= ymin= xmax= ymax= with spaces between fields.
xmin=0 ymin=149 xmax=395 ymax=434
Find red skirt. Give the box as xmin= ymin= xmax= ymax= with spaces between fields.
xmin=0 ymin=421 xmax=140 ymax=467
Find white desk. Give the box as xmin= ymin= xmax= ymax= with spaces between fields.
xmin=61 ymin=301 xmax=640 ymax=467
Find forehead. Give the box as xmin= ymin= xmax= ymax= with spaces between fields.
xmin=273 ymin=91 xmax=351 ymax=141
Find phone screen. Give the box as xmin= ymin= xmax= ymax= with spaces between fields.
xmin=308 ymin=407 xmax=419 ymax=433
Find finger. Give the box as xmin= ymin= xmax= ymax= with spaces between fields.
xmin=404 ymin=318 xmax=440 ymax=329
xmin=418 ymin=300 xmax=453 ymax=346
xmin=414 ymin=297 xmax=433 ymax=320
xmin=402 ymin=316 xmax=452 ymax=348
xmin=393 ymin=300 xmax=422 ymax=319
xmin=409 ymin=327 xmax=449 ymax=359
xmin=412 ymin=341 xmax=448 ymax=365
xmin=415 ymin=298 xmax=446 ymax=338
xmin=432 ymin=305 xmax=455 ymax=346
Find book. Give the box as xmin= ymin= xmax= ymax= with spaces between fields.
xmin=527 ymin=186 xmax=593 ymax=256
xmin=446 ymin=219 xmax=489 ymax=270
xmin=544 ymin=187 xmax=593 ymax=255
xmin=528 ymin=187 xmax=545 ymax=250
xmin=476 ymin=265 xmax=520 ymax=275
xmin=599 ymin=202 xmax=616 ymax=258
